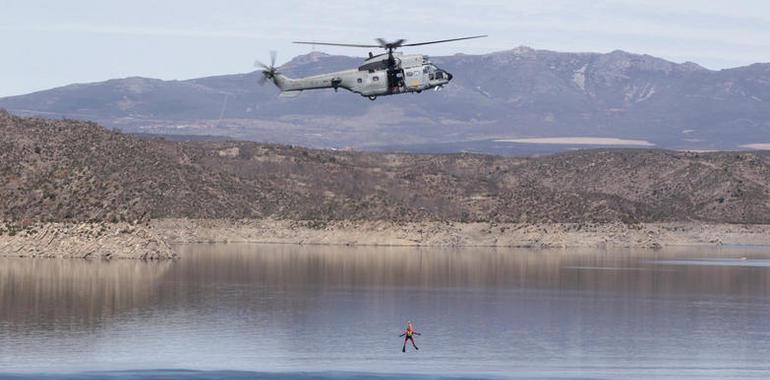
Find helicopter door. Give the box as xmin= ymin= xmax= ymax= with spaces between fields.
xmin=386 ymin=69 xmax=405 ymax=93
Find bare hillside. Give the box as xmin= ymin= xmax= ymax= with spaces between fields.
xmin=2 ymin=111 xmax=769 ymax=224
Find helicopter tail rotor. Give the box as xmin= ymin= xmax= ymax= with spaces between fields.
xmin=255 ymin=50 xmax=279 ymax=86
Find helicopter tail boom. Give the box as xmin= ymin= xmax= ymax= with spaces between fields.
xmin=270 ymin=73 xmax=294 ymax=91
xmin=269 ymin=71 xmax=354 ymax=93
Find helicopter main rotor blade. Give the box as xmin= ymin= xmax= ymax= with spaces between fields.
xmin=293 ymin=35 xmax=486 ymax=51
xmin=293 ymin=41 xmax=381 ymax=48
xmin=270 ymin=50 xmax=277 ymax=67
xmin=401 ymin=35 xmax=488 ymax=47
xmin=254 ymin=60 xmax=270 ymax=69
xmin=375 ymin=38 xmax=406 ymax=48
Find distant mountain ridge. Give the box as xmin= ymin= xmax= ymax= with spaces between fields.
xmin=2 ymin=47 xmax=770 ymax=152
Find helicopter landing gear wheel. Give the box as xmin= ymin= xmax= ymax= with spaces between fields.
xmin=416 ymin=90 xmax=422 ymax=93
xmin=368 ymin=96 xmax=377 ymax=101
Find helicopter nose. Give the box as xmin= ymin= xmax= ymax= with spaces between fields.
xmin=447 ymin=72 xmax=453 ymax=81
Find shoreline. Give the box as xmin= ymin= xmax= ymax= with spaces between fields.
xmin=157 ymin=219 xmax=770 ymax=249
xmin=2 ymin=219 xmax=770 ymax=260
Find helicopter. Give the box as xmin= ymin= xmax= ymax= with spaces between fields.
xmin=255 ymin=35 xmax=486 ymax=100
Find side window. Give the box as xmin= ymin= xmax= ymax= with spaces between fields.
xmin=406 ymin=71 xmax=413 ymax=77
xmin=429 ymin=74 xmax=435 ymax=80
xmin=423 ymin=66 xmax=429 ymax=74
xmin=372 ymin=76 xmax=379 ymax=81
xmin=357 ymin=78 xmax=362 ymax=83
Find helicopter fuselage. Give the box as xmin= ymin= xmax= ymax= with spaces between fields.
xmin=270 ymin=53 xmax=452 ymax=100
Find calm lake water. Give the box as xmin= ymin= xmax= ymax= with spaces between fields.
xmin=2 ymin=244 xmax=770 ymax=379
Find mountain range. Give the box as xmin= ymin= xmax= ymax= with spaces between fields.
xmin=2 ymin=47 xmax=770 ymax=153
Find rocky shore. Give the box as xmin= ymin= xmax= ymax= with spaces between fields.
xmin=0 ymin=222 xmax=175 ymax=259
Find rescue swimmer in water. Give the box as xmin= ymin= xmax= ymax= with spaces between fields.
xmin=399 ymin=321 xmax=421 ymax=352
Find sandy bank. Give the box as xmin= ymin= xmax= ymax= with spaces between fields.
xmin=0 ymin=222 xmax=175 ymax=259
xmin=154 ymin=219 xmax=770 ymax=249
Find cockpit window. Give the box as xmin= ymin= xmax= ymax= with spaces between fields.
xmin=435 ymin=72 xmax=444 ymax=79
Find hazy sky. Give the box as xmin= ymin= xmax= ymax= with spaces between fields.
xmin=2 ymin=0 xmax=770 ymax=97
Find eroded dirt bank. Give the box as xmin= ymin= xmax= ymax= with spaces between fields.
xmin=154 ymin=219 xmax=770 ymax=249
xmin=3 ymin=219 xmax=769 ymax=260
xmin=0 ymin=222 xmax=175 ymax=259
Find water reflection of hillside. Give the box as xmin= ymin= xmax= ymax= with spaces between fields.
xmin=175 ymin=244 xmax=770 ymax=298
xmin=0 ymin=258 xmax=172 ymax=327
xmin=3 ymin=245 xmax=770 ymax=330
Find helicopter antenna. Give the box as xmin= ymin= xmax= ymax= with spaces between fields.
xmin=293 ymin=35 xmax=487 ymax=70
